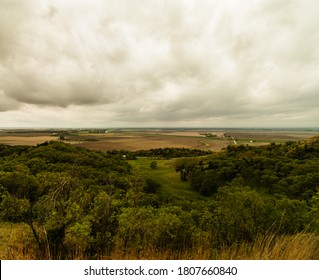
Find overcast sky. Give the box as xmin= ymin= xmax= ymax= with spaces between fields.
xmin=1 ymin=0 xmax=319 ymax=128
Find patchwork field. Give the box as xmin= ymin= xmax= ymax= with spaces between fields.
xmin=0 ymin=128 xmax=318 ymax=151
xmin=76 ymin=135 xmax=231 ymax=151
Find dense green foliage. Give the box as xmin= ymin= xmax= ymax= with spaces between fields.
xmin=0 ymin=142 xmax=135 ymax=258
xmin=175 ymin=138 xmax=319 ymax=200
xmin=107 ymin=147 xmax=212 ymax=159
xmin=1 ymin=139 xmax=319 ymax=259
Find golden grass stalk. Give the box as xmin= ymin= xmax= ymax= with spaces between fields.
xmin=218 ymin=232 xmax=319 ymax=260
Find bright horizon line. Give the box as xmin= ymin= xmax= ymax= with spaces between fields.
xmin=1 ymin=126 xmax=319 ymax=131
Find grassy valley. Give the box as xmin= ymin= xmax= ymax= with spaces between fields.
xmin=129 ymin=158 xmax=205 ymax=199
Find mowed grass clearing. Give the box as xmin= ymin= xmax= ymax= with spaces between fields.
xmin=129 ymin=158 xmax=204 ymax=200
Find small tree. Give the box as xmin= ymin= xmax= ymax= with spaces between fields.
xmin=144 ymin=178 xmax=161 ymax=193
xmin=150 ymin=161 xmax=157 ymax=170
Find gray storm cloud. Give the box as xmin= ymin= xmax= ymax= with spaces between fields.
xmin=1 ymin=0 xmax=319 ymax=127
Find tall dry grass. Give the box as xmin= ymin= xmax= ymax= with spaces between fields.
xmin=0 ymin=222 xmax=38 ymax=260
xmin=1 ymin=223 xmax=318 ymax=260
xmin=107 ymin=233 xmax=319 ymax=260
xmin=218 ymin=232 xmax=319 ymax=260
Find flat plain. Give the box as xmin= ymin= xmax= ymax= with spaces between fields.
xmin=0 ymin=128 xmax=318 ymax=151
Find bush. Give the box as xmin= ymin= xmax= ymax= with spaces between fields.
xmin=150 ymin=161 xmax=157 ymax=169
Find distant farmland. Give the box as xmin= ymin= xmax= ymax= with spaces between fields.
xmin=76 ymin=134 xmax=232 ymax=151
xmin=0 ymin=135 xmax=58 ymax=145
xmin=0 ymin=128 xmax=318 ymax=151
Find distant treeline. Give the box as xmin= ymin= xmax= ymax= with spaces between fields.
xmin=106 ymin=147 xmax=212 ymax=159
